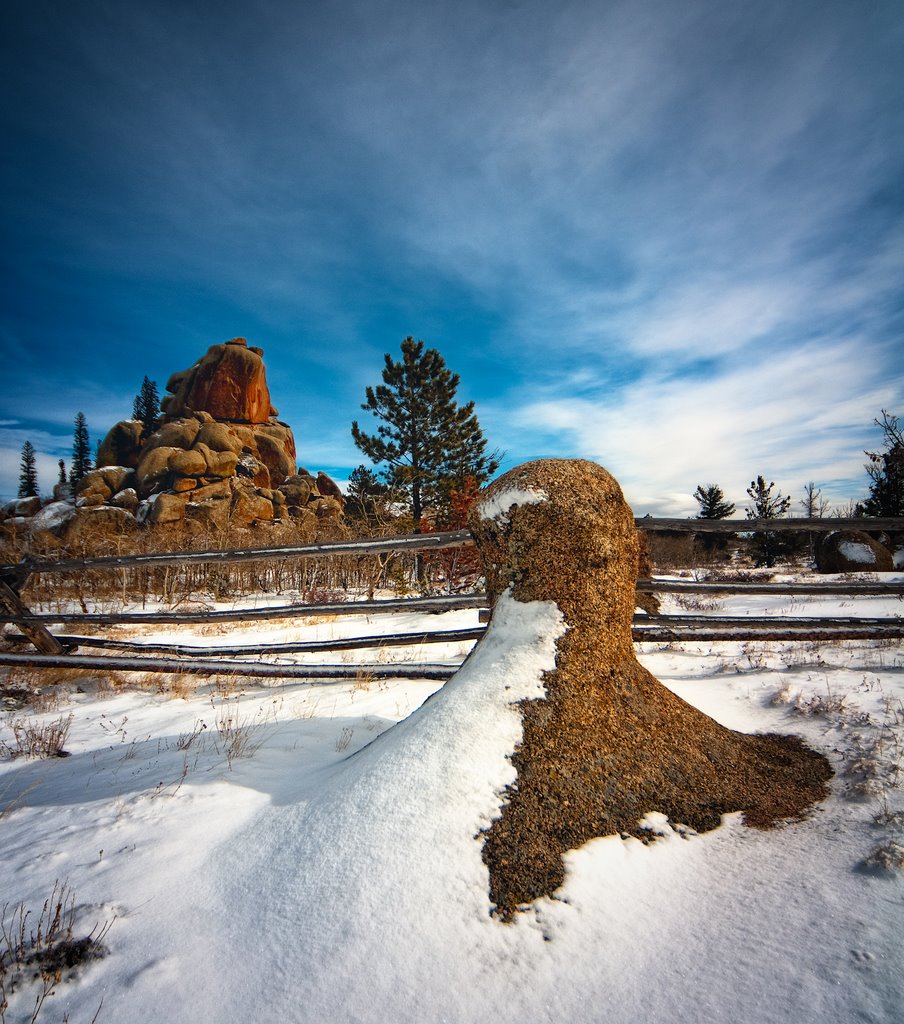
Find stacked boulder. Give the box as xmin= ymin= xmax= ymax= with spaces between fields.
xmin=3 ymin=339 xmax=343 ymax=547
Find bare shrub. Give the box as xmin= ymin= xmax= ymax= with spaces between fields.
xmin=861 ymin=841 xmax=904 ymax=873
xmin=0 ymin=880 xmax=112 ymax=1023
xmin=1 ymin=714 xmax=73 ymax=759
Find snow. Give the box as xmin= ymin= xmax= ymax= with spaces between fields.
xmin=1 ymin=574 xmax=903 ymax=1023
xmin=476 ymin=484 xmax=547 ymax=522
xmin=838 ymin=540 xmax=878 ymax=565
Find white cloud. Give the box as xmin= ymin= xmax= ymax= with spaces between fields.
xmin=507 ymin=337 xmax=896 ymax=516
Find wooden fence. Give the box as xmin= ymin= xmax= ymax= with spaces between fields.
xmin=0 ymin=517 xmax=901 ymax=682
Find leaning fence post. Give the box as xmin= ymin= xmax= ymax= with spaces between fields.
xmin=0 ymin=567 xmax=69 ymax=655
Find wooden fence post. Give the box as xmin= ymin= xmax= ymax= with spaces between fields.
xmin=0 ymin=571 xmax=70 ymax=656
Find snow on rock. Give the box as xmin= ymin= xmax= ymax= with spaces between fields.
xmin=476 ymin=485 xmax=548 ymax=523
xmin=27 ymin=499 xmax=75 ymax=534
xmin=838 ymin=540 xmax=878 ymax=565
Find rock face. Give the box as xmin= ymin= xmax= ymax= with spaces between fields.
xmin=469 ymin=459 xmax=831 ymax=919
xmin=815 ymin=530 xmax=894 ymax=573
xmin=162 ymin=338 xmax=276 ymax=422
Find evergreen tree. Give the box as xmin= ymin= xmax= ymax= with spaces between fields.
xmin=693 ymin=484 xmax=735 ymax=519
xmin=17 ymin=441 xmax=38 ymax=498
xmin=351 ymin=337 xmax=499 ymax=531
xmin=745 ymin=475 xmax=792 ymax=567
xmin=58 ymin=459 xmax=67 ymax=486
xmin=132 ymin=376 xmax=161 ymax=435
xmin=345 ymin=465 xmax=391 ymax=526
xmin=862 ymin=410 xmax=904 ymax=517
xmin=71 ymin=412 xmax=93 ymax=484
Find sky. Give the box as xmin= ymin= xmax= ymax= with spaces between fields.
xmin=1 ymin=0 xmax=902 ymax=515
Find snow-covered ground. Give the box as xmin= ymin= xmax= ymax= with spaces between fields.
xmin=1 ymin=575 xmax=902 ymax=1024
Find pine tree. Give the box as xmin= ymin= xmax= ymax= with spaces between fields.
xmin=132 ymin=376 xmax=160 ymax=435
xmin=745 ymin=475 xmax=792 ymax=567
xmin=862 ymin=410 xmax=904 ymax=517
xmin=351 ymin=337 xmax=499 ymax=531
xmin=346 ymin=465 xmax=391 ymax=526
xmin=17 ymin=441 xmax=39 ymax=498
xmin=58 ymin=459 xmax=67 ymax=485
xmin=71 ymin=412 xmax=93 ymax=484
xmin=693 ymin=484 xmax=735 ymax=519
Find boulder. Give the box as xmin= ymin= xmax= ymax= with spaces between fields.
xmin=161 ymin=338 xmax=276 ymax=423
xmin=194 ymin=422 xmax=244 ymax=454
xmin=110 ymin=488 xmax=140 ymax=511
xmin=1 ymin=496 xmax=42 ymax=518
xmin=815 ymin=531 xmax=894 ymax=573
xmin=28 ymin=500 xmax=76 ymax=538
xmin=191 ymin=479 xmax=232 ymax=502
xmin=135 ymin=446 xmax=182 ymax=496
xmin=143 ymin=418 xmax=201 ymax=453
xmin=279 ymin=475 xmax=313 ymax=507
xmin=169 ymin=449 xmax=207 ymax=477
xmin=97 ymin=420 xmax=144 ymax=469
xmin=61 ymin=506 xmax=139 ymax=545
xmin=252 ymin=423 xmax=296 ymax=485
xmin=138 ymin=492 xmax=189 ymax=525
xmin=315 ymin=471 xmax=344 ymax=502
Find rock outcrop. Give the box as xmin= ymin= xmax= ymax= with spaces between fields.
xmin=1 ymin=339 xmax=344 ymax=547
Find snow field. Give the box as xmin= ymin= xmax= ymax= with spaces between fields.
xmin=0 ymin=575 xmax=902 ymax=1023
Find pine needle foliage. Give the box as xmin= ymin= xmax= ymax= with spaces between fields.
xmin=745 ymin=475 xmax=792 ymax=567
xmin=17 ymin=442 xmax=38 ymax=498
xmin=693 ymin=483 xmax=735 ymax=519
xmin=351 ymin=337 xmax=499 ymax=530
xmin=862 ymin=410 xmax=904 ymax=517
xmin=132 ymin=376 xmax=161 ymax=436
xmin=71 ymin=413 xmax=92 ymax=484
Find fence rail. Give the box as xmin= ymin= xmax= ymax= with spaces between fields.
xmin=1 ymin=517 xmax=901 ymax=679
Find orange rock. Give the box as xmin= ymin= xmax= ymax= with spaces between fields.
xmin=162 ymin=340 xmax=274 ymax=423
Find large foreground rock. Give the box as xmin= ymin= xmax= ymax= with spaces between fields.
xmin=470 ymin=459 xmax=831 ymax=918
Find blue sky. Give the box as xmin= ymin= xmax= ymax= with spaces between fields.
xmin=2 ymin=0 xmax=902 ymax=515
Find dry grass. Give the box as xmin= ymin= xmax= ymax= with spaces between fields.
xmin=0 ymin=881 xmax=112 ymax=1024
xmin=0 ymin=714 xmax=73 ymax=760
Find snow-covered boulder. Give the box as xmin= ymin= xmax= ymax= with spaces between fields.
xmin=815 ymin=530 xmax=894 ymax=573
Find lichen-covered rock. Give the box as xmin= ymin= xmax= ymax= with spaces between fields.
xmin=469 ymin=459 xmax=832 ymax=919
xmin=161 ymin=338 xmax=276 ymax=423
xmin=815 ymin=530 xmax=894 ymax=573
xmin=97 ymin=420 xmax=144 ymax=469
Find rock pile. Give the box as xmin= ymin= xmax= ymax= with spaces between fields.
xmin=1 ymin=339 xmax=344 ymax=547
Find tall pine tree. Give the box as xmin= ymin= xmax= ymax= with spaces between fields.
xmin=71 ymin=412 xmax=93 ymax=484
xmin=351 ymin=337 xmax=499 ymax=531
xmin=132 ymin=376 xmax=161 ymax=435
xmin=17 ymin=441 xmax=39 ymax=498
